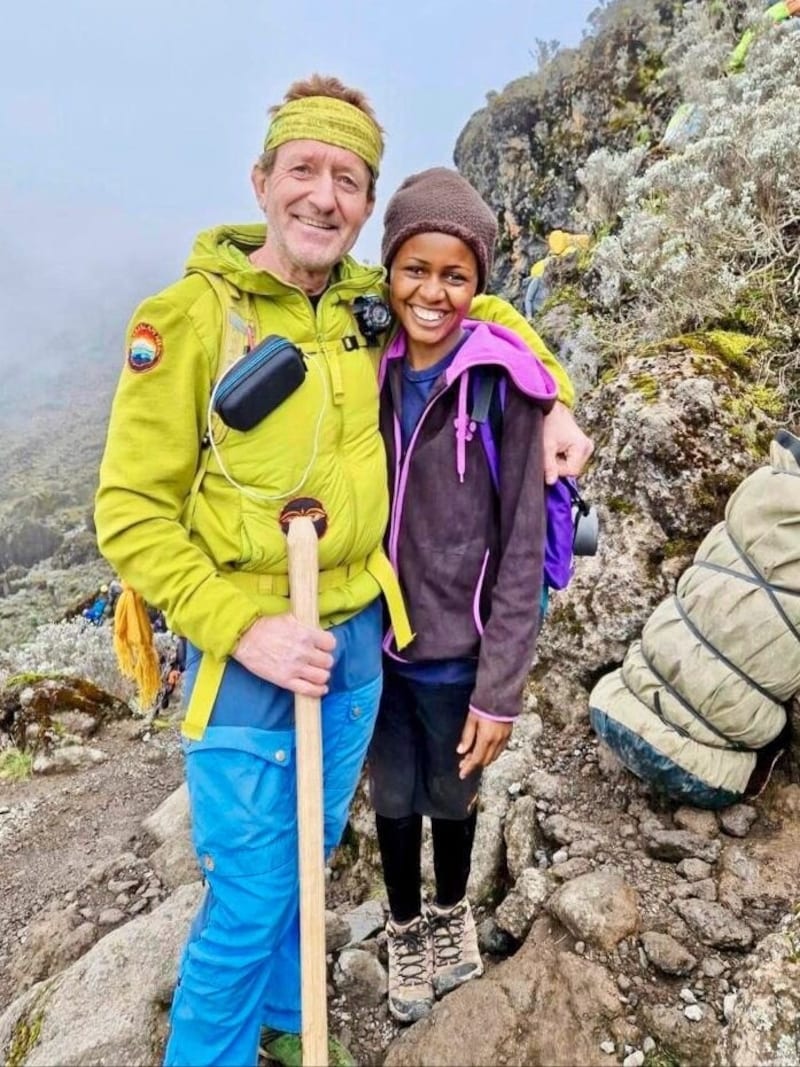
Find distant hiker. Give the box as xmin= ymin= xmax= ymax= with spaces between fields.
xmin=728 ymin=0 xmax=800 ymax=71
xmin=95 ymin=73 xmax=589 ymax=1067
xmin=160 ymin=636 xmax=188 ymax=710
xmin=81 ymin=585 xmax=109 ymax=626
xmin=370 ymin=168 xmax=556 ymax=1024
xmin=107 ymin=577 xmax=123 ymax=614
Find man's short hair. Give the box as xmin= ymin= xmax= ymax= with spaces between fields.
xmin=257 ymin=74 xmax=384 ymax=198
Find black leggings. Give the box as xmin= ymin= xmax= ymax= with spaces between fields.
xmin=375 ymin=810 xmax=478 ymax=924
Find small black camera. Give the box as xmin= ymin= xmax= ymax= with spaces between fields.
xmin=352 ymin=295 xmax=393 ymax=344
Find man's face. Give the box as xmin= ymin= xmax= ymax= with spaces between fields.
xmin=252 ymin=140 xmax=374 ymax=289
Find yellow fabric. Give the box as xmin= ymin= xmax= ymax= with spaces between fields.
xmin=181 ymin=545 xmax=413 ymax=741
xmin=264 ymin=96 xmax=383 ymax=177
xmin=529 ymin=257 xmax=548 ymax=279
xmin=96 ymin=224 xmax=390 ymax=663
xmin=467 ymin=293 xmax=575 ymax=408
xmin=547 ymin=230 xmax=591 ymax=256
xmin=113 ymin=584 xmax=161 ymax=709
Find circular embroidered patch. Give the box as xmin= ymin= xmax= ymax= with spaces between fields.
xmin=128 ymin=322 xmax=163 ymax=373
xmin=279 ymin=497 xmax=328 ymax=538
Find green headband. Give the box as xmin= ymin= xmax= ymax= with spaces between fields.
xmin=264 ymin=96 xmax=383 ymax=177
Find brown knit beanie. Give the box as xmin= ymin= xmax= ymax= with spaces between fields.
xmin=381 ymin=167 xmax=498 ymax=292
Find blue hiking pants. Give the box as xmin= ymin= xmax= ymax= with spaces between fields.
xmin=164 ymin=602 xmax=382 ymax=1067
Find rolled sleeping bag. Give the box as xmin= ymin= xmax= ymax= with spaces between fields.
xmin=590 ymin=430 xmax=800 ymax=806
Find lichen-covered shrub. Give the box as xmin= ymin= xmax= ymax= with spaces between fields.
xmin=584 ymin=29 xmax=800 ymax=330
xmin=573 ymin=4 xmax=800 ymax=415
xmin=0 ymin=618 xmax=174 ymax=710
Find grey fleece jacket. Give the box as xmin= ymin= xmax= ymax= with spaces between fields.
xmin=379 ymin=318 xmax=557 ymax=720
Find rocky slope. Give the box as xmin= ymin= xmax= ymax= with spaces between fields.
xmin=1 ymin=1 xmax=799 ymax=1064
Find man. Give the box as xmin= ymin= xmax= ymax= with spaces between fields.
xmin=95 ymin=74 xmax=591 ymax=1067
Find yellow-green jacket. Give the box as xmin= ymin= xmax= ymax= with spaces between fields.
xmin=728 ymin=1 xmax=798 ymax=71
xmin=95 ymin=223 xmax=573 ymax=666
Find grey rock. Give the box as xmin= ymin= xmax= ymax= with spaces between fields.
xmin=343 ymin=899 xmax=385 ymax=945
xmin=673 ymin=807 xmax=719 ymax=838
xmin=640 ymin=931 xmax=697 ymax=976
xmin=523 ymin=768 xmax=561 ymax=801
xmin=504 ymin=795 xmax=540 ymax=880
xmin=539 ymin=813 xmax=586 ymax=846
xmin=673 ymin=899 xmax=753 ymax=950
xmin=719 ymin=804 xmax=757 ymax=838
xmin=701 ymin=956 xmax=726 ymax=978
xmin=32 ymin=745 xmax=107 ymax=775
xmin=642 ymin=826 xmax=721 ymax=864
xmin=477 ymin=916 xmax=516 ymax=956
xmin=671 ymin=878 xmax=717 ymax=903
xmin=676 ymin=858 xmax=712 ymax=881
xmin=325 ymin=911 xmax=352 ymax=953
xmin=333 ymin=948 xmax=387 ymax=1006
xmin=0 ymin=883 xmax=203 ymax=1067
xmin=551 ymin=857 xmax=593 ymax=881
xmin=98 ymin=908 xmax=126 ymax=926
xmin=684 ymin=1004 xmax=704 ymax=1022
xmin=141 ymin=783 xmax=190 ymax=846
xmin=148 ymin=833 xmax=200 ymax=890
xmin=495 ymin=868 xmax=553 ymax=941
xmin=548 ymin=870 xmax=639 ymax=951
xmin=716 ymin=912 xmax=800 ymax=1065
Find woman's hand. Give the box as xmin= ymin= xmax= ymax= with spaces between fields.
xmin=456 ymin=711 xmax=512 ymax=779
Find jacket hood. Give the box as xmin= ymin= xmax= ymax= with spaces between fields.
xmin=184 ymin=223 xmax=385 ymax=297
xmin=381 ymin=318 xmax=558 ymax=402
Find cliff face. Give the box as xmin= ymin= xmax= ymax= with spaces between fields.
xmin=455 ymin=0 xmax=688 ymax=301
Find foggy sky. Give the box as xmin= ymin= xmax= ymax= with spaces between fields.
xmin=0 ymin=0 xmax=597 ymax=381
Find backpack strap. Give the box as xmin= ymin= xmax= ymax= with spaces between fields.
xmin=182 ymin=271 xmax=256 ymax=534
xmin=471 ymin=369 xmax=505 ymax=494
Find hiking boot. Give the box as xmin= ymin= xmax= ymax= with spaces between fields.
xmin=259 ymin=1027 xmax=355 ymax=1066
xmin=427 ymin=897 xmax=483 ymax=997
xmin=385 ymin=914 xmax=434 ymax=1024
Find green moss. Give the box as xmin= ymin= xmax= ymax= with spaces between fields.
xmin=547 ymin=601 xmax=584 ymax=637
xmin=693 ymin=470 xmax=745 ymax=518
xmin=643 ymin=1046 xmax=682 ymax=1067
xmin=0 ymin=748 xmax=33 ymax=782
xmin=4 ymin=673 xmax=46 ymax=689
xmin=607 ymin=496 xmax=636 ymax=515
xmin=677 ymin=330 xmax=766 ymax=374
xmin=631 ymin=372 xmax=660 ymax=402
xmin=600 ymin=367 xmax=619 ymax=385
xmin=662 ymin=537 xmax=698 ymax=560
xmin=537 ymin=283 xmax=590 ymax=319
xmin=5 ymin=1006 xmax=44 ymax=1067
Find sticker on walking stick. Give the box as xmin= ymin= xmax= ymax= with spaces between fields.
xmin=279 ymin=497 xmax=328 ymax=538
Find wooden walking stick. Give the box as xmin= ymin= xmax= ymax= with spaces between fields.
xmin=287 ymin=516 xmax=329 ymax=1067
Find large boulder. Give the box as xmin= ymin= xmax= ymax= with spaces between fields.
xmin=0 ymin=883 xmax=201 ymax=1067
xmin=383 ymin=916 xmax=623 ymax=1067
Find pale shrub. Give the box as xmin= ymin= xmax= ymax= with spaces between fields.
xmin=0 ymin=618 xmax=175 ymax=711
xmin=577 ymin=25 xmax=800 ymax=344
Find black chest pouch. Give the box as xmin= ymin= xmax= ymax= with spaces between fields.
xmin=212 ymin=335 xmax=307 ymax=432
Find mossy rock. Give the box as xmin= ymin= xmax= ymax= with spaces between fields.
xmin=677 ymin=330 xmax=768 ymax=374
xmin=1 ymin=675 xmax=130 ymax=752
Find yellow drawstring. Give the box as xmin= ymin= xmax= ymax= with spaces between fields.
xmin=113 ymin=583 xmax=161 ymax=709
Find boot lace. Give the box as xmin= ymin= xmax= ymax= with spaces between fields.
xmin=430 ymin=903 xmax=466 ymax=966
xmin=391 ymin=921 xmax=430 ymax=984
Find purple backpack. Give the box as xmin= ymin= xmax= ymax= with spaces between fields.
xmin=472 ymin=372 xmax=593 ymax=593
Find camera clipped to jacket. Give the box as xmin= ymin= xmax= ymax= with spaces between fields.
xmin=352 ymin=295 xmax=392 ymax=344
xmin=212 ymin=335 xmax=307 ymax=432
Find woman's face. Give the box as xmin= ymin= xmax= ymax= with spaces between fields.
xmin=389 ymin=232 xmax=478 ymax=361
